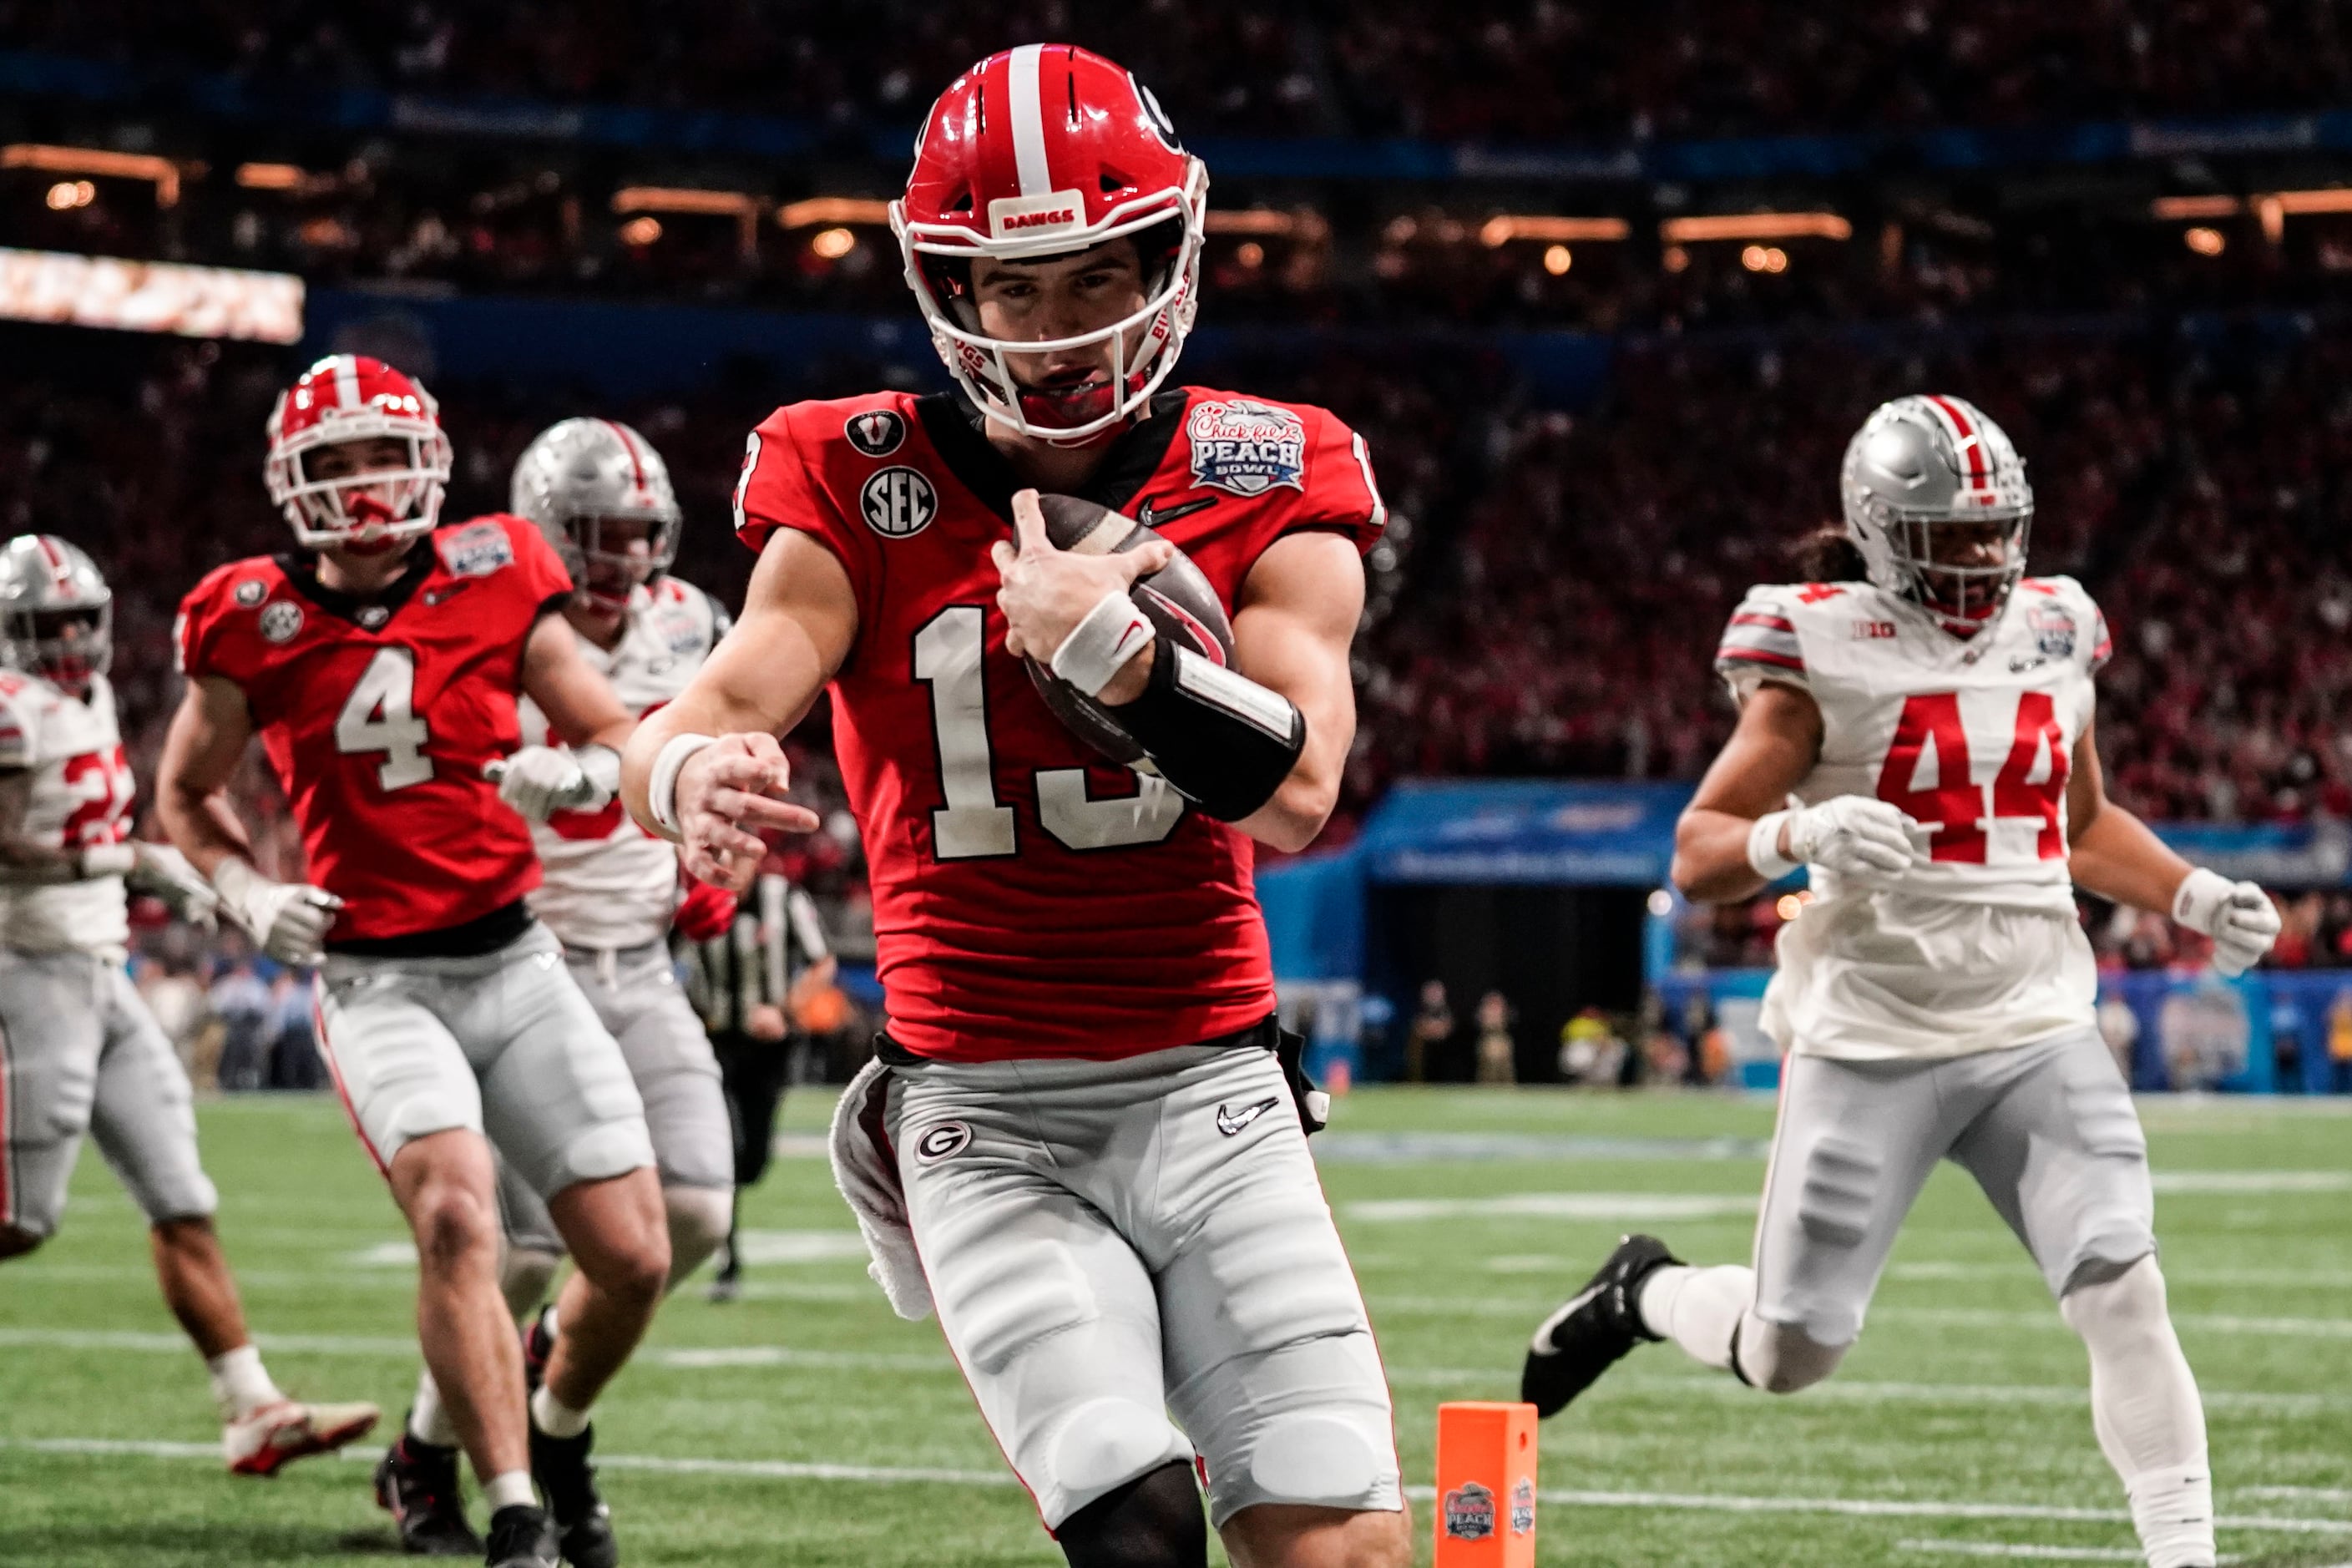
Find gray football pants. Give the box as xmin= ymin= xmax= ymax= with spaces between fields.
xmin=0 ymin=947 xmax=216 ymax=1237
xmin=1755 ymin=1026 xmax=2157 ymax=1348
xmin=886 ymin=1039 xmax=1402 ymax=1530
xmin=498 ymin=941 xmax=731 ymax=1255
xmin=315 ymin=923 xmax=652 ymax=1198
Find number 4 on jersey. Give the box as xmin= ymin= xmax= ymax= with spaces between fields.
xmin=335 ymin=648 xmax=432 ymax=791
xmin=1877 ymin=690 xmax=2069 ymax=864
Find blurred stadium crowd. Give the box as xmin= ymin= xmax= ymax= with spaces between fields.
xmin=11 ymin=0 xmax=2351 ymax=140
xmin=8 ymin=4 xmax=2352 ymax=993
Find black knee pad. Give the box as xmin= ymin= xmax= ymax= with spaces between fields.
xmin=1057 ymin=1460 xmax=1207 ymax=1568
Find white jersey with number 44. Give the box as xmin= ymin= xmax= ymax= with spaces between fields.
xmin=0 ymin=671 xmax=134 ymax=955
xmin=520 ymin=577 xmax=728 ymax=951
xmin=1716 ymin=575 xmax=2113 ymax=1061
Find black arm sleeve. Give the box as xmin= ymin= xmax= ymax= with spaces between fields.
xmin=1108 ymin=644 xmax=1306 ymax=822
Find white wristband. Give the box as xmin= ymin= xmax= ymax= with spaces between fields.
xmin=1748 ymin=810 xmax=1799 ymax=880
xmin=76 ymin=843 xmax=138 ymax=879
xmin=649 ymin=732 xmax=718 ymax=837
xmin=1050 ymin=589 xmax=1156 ymax=699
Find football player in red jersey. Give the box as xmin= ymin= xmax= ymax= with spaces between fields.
xmin=625 ymin=46 xmax=1408 ymax=1568
xmin=156 ymin=357 xmax=669 ymax=1568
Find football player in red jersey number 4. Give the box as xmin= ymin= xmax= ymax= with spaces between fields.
xmin=156 ymin=357 xmax=668 ymax=1568
xmin=1519 ymin=397 xmax=2279 ymax=1568
xmin=622 ymin=45 xmax=1409 ymax=1568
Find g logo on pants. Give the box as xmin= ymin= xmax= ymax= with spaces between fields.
xmin=914 ymin=1121 xmax=973 ymax=1164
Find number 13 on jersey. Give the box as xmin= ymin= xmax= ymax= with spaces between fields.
xmin=1876 ymin=690 xmax=2071 ymax=864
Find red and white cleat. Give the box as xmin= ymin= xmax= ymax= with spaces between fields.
xmin=225 ymin=1398 xmax=382 ymax=1477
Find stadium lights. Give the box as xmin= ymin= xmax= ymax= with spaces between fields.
xmin=776 ymin=197 xmax=891 ymax=229
xmin=0 ymin=246 xmax=302 ymax=341
xmin=235 ymin=163 xmax=307 ymax=190
xmin=1479 ymin=215 xmax=1631 ymax=246
xmin=612 ymin=186 xmax=761 ymax=258
xmin=1662 ymin=211 xmax=1853 ymax=243
xmin=2151 ymin=187 xmax=2352 ymax=244
xmin=3 ymin=144 xmax=190 ymax=207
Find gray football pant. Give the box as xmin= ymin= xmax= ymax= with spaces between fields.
xmin=887 ymin=1040 xmax=1401 ymax=1530
xmin=1754 ymin=1025 xmax=2157 ymax=1350
xmin=0 ymin=947 xmax=216 ymax=1237
xmin=498 ymin=941 xmax=731 ymax=1255
xmin=315 ymin=923 xmax=652 ymax=1197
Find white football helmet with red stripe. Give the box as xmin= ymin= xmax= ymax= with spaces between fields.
xmin=509 ymin=417 xmax=682 ymax=609
xmin=1840 ymin=394 xmax=2033 ymax=635
xmin=892 ymin=43 xmax=1209 ymax=443
xmin=0 ymin=534 xmax=111 ymax=690
xmin=263 ymin=354 xmax=453 ymax=549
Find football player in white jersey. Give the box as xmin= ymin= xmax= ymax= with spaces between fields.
xmin=383 ymin=420 xmax=737 ymax=1549
xmin=1519 ymin=397 xmax=2278 ymax=1568
xmin=0 ymin=534 xmax=380 ymax=1474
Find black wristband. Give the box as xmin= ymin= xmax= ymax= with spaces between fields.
xmin=1110 ymin=645 xmax=1306 ymax=822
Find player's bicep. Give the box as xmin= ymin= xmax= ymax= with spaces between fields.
xmin=680 ymin=529 xmax=857 ymax=738
xmin=1687 ymin=681 xmax=1823 ymax=821
xmin=520 ymin=613 xmax=630 ymax=745
xmin=1233 ymin=530 xmax=1364 ymax=731
xmin=2066 ymin=714 xmax=2106 ymax=841
xmin=159 ymin=675 xmax=254 ymax=794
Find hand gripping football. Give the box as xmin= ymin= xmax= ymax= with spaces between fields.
xmin=1020 ymin=493 xmax=1235 ymax=764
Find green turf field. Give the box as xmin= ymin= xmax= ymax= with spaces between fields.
xmin=3 ymin=1087 xmax=2348 ymax=1566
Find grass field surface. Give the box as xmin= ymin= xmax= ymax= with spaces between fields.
xmin=3 ymin=1086 xmax=2348 ymax=1565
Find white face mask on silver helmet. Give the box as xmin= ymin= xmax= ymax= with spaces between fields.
xmin=509 ymin=417 xmax=683 ymax=609
xmin=0 ymin=534 xmax=112 ymax=692
xmin=1839 ymin=394 xmax=2033 ymax=635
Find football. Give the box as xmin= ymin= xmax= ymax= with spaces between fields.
xmin=1019 ymin=492 xmax=1235 ymax=765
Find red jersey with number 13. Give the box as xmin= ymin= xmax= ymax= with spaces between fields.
xmin=175 ymin=515 xmax=574 ymax=941
xmin=735 ymin=388 xmax=1385 ymax=1062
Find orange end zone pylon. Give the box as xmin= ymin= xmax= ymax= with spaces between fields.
xmin=1434 ymin=1400 xmax=1539 ymax=1565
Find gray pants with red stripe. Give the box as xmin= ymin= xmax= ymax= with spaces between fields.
xmin=0 ymin=946 xmax=216 ymax=1238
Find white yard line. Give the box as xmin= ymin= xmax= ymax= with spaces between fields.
xmin=6 ymin=1436 xmax=2344 ymax=1537
xmin=1894 ymin=1541 xmax=2200 ymax=1561
xmin=3 ymin=1328 xmax=2335 ymax=1414
xmin=1363 ymin=1296 xmax=2352 ymax=1338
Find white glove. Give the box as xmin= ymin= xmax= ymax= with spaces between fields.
xmin=1754 ymin=796 xmax=1920 ymax=879
xmin=2172 ymin=867 xmax=2280 ymax=978
xmin=127 ymin=842 xmax=220 ymax=933
xmin=210 ymin=857 xmax=343 ymax=967
xmin=488 ymin=744 xmax=618 ymax=823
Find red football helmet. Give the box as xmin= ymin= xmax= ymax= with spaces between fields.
xmin=263 ymin=354 xmax=453 ymax=549
xmin=893 ymin=44 xmax=1209 ymax=443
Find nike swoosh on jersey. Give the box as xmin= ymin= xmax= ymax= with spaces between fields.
xmin=1136 ymin=496 xmax=1216 ymax=529
xmin=1215 ymin=1096 xmax=1281 ymax=1137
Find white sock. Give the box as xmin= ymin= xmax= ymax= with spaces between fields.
xmin=482 ymin=1469 xmax=537 ymax=1514
xmin=530 ymin=1383 xmax=590 ymax=1439
xmin=408 ymin=1370 xmax=460 ymax=1449
xmin=2125 ymin=1462 xmax=2216 ymax=1568
xmin=1636 ymin=1263 xmax=1753 ymax=1374
xmin=2060 ymin=1258 xmax=2214 ymax=1568
xmin=206 ymin=1344 xmax=283 ymax=1423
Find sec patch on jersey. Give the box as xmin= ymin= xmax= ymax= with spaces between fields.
xmin=1017 ymin=493 xmax=1235 ymax=765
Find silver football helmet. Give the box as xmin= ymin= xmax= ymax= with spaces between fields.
xmin=1839 ymin=394 xmax=2033 ymax=634
xmin=509 ymin=417 xmax=682 ymax=609
xmin=0 ymin=534 xmax=111 ymax=691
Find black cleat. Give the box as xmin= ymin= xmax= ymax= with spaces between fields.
xmin=374 ymin=1428 xmax=483 ymax=1557
xmin=530 ymin=1420 xmax=618 ymax=1568
xmin=521 ymin=1307 xmax=557 ymax=1395
xmin=483 ymin=1503 xmax=560 ymax=1568
xmin=1520 ymin=1233 xmax=1682 ymax=1419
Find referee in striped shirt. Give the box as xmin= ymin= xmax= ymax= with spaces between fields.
xmin=679 ymin=870 xmax=832 ymax=1301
